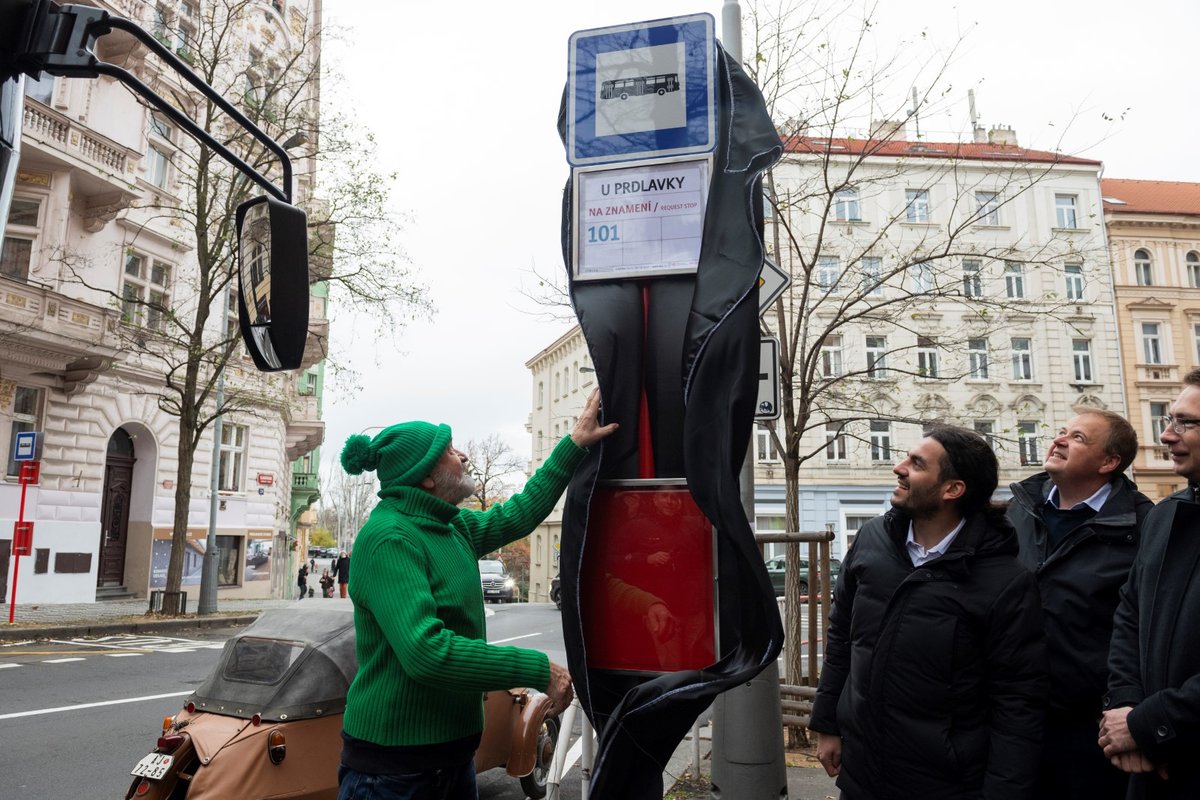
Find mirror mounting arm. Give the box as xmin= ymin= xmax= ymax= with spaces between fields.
xmin=8 ymin=1 xmax=292 ymax=202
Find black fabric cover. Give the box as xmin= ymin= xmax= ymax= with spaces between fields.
xmin=557 ymin=45 xmax=784 ymax=799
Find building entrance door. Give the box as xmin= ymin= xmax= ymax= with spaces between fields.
xmin=99 ymin=429 xmax=136 ymax=586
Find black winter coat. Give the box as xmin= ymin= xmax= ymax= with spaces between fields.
xmin=1007 ymin=473 xmax=1150 ymax=719
xmin=810 ymin=508 xmax=1047 ymax=800
xmin=1106 ymin=484 xmax=1200 ymax=799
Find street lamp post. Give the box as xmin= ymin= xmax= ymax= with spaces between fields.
xmin=197 ymin=279 xmax=230 ymax=615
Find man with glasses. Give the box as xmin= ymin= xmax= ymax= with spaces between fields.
xmin=1007 ymin=408 xmax=1150 ymax=800
xmin=1101 ymin=369 xmax=1200 ymax=798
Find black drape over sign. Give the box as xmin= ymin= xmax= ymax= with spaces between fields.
xmin=558 ymin=45 xmax=784 ymax=799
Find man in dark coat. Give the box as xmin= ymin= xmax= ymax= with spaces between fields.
xmin=1008 ymin=408 xmax=1150 ymax=800
xmin=811 ymin=425 xmax=1046 ymax=800
xmin=335 ymin=550 xmax=350 ymax=599
xmin=1101 ymin=368 xmax=1200 ymax=798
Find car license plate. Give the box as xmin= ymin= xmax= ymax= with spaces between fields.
xmin=485 ymin=589 xmax=500 ymax=595
xmin=131 ymin=752 xmax=174 ymax=780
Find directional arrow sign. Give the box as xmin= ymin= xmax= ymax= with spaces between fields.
xmin=755 ymin=337 xmax=781 ymax=421
xmin=758 ymin=258 xmax=790 ymax=317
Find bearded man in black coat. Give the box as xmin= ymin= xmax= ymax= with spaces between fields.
xmin=810 ymin=425 xmax=1047 ymax=800
xmin=1102 ymin=368 xmax=1200 ymax=798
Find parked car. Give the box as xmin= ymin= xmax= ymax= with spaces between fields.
xmin=479 ymin=559 xmax=516 ymax=603
xmin=764 ymin=555 xmax=842 ymax=597
xmin=122 ymin=601 xmax=559 ymax=799
xmin=550 ymin=573 xmax=561 ymax=610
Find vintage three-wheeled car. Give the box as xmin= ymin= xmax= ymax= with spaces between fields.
xmin=123 ymin=601 xmax=560 ymax=799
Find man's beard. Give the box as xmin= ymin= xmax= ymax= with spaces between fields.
xmin=891 ymin=482 xmax=942 ymax=519
xmin=429 ymin=463 xmax=477 ymax=505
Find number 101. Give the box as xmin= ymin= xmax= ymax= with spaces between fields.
xmin=586 ymin=225 xmax=620 ymax=243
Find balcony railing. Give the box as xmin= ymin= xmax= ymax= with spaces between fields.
xmin=293 ymin=471 xmax=318 ymax=491
xmin=23 ymin=101 xmax=139 ymax=183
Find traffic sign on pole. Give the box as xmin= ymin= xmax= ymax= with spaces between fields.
xmin=755 ymin=337 xmax=781 ymax=421
xmin=757 ymin=258 xmax=790 ymax=316
xmin=567 ymin=14 xmax=717 ymax=166
xmin=14 ymin=430 xmax=39 ymax=461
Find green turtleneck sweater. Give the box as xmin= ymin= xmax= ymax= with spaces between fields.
xmin=342 ymin=436 xmax=586 ymax=748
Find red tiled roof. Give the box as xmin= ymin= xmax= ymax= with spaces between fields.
xmin=784 ymin=136 xmax=1102 ymax=167
xmin=1101 ymin=179 xmax=1200 ymax=216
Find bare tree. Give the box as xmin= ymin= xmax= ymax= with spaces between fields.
xmin=319 ymin=465 xmax=378 ymax=550
xmin=743 ymin=1 xmax=1114 ymax=740
xmin=58 ymin=0 xmax=429 ymax=601
xmin=463 ymin=434 xmax=526 ymax=511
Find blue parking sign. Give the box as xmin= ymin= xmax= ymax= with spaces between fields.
xmin=14 ymin=431 xmax=38 ymax=461
xmin=567 ymin=14 xmax=716 ymax=166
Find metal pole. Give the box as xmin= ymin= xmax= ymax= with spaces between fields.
xmin=197 ymin=282 xmax=230 ymax=614
xmin=721 ymin=0 xmax=743 ymax=62
xmin=710 ymin=4 xmax=788 ymax=797
xmin=710 ymin=445 xmax=789 ymax=798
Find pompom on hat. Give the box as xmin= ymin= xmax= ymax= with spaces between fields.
xmin=340 ymin=421 xmax=453 ymax=489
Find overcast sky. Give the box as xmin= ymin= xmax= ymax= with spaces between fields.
xmin=316 ymin=0 xmax=1200 ymax=482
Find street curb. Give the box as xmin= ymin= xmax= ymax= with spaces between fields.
xmin=0 ymin=614 xmax=261 ymax=642
xmin=663 ymin=723 xmax=711 ymax=795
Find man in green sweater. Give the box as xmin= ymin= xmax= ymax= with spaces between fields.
xmin=336 ymin=389 xmax=617 ymax=800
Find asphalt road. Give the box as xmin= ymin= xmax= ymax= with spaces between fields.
xmin=0 ymin=601 xmax=583 ymax=799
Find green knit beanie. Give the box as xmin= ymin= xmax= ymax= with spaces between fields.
xmin=340 ymin=421 xmax=453 ymax=489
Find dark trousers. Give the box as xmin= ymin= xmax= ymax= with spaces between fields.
xmin=337 ymin=762 xmax=477 ymax=800
xmin=1033 ymin=716 xmax=1128 ymax=800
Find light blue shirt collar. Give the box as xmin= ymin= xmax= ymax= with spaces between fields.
xmin=905 ymin=517 xmax=967 ymax=567
xmin=1046 ymin=481 xmax=1112 ymax=512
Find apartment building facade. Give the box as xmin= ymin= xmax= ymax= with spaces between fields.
xmin=1102 ymin=179 xmax=1200 ymax=500
xmin=524 ymin=326 xmax=594 ymax=603
xmin=0 ymin=0 xmax=327 ymax=605
xmin=762 ymin=130 xmax=1124 ymax=558
xmin=527 ymin=126 xmax=1125 ymax=573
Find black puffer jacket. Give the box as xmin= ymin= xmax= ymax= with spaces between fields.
xmin=810 ymin=508 xmax=1047 ymax=800
xmin=1106 ymin=484 xmax=1200 ymax=799
xmin=1007 ymin=473 xmax=1150 ymax=718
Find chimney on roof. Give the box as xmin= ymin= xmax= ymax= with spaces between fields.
xmin=987 ymin=125 xmax=1018 ymax=146
xmin=870 ymin=119 xmax=907 ymax=141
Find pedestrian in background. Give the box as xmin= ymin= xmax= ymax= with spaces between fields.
xmin=320 ymin=568 xmax=335 ymax=598
xmin=335 ymin=389 xmax=617 ymax=800
xmin=1101 ymin=368 xmax=1200 ymax=797
xmin=297 ymin=563 xmax=309 ymax=601
xmin=1007 ymin=408 xmax=1149 ymax=800
xmin=811 ymin=425 xmax=1047 ymax=799
xmin=335 ymin=550 xmax=350 ymax=599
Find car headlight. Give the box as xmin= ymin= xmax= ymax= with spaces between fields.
xmin=504 ymin=578 xmax=515 ymax=588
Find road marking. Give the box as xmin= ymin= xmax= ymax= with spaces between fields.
xmin=0 ymin=690 xmax=191 ymax=721
xmin=489 ymin=632 xmax=542 ymax=645
xmin=104 ymin=653 xmax=145 ymax=658
xmin=0 ymin=663 xmax=19 ymax=669
xmin=42 ymin=657 xmax=85 ymax=664
xmin=50 ymin=635 xmax=225 ymax=653
xmin=157 ymin=648 xmax=197 ymax=654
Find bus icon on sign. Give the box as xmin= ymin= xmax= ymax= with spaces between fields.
xmin=601 ymin=73 xmax=680 ymax=100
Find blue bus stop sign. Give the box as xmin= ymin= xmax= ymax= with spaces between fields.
xmin=14 ymin=430 xmax=38 ymax=461
xmin=567 ymin=14 xmax=716 ymax=166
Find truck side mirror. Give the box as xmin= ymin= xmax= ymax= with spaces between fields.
xmin=235 ymin=195 xmax=309 ymax=371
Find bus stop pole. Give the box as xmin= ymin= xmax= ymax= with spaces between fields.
xmin=709 ymin=4 xmax=789 ymax=797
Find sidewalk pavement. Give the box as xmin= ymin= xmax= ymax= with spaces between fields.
xmin=0 ymin=597 xmax=292 ymax=641
xmin=663 ymin=722 xmax=838 ymax=800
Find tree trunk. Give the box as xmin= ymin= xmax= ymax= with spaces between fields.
xmin=164 ymin=371 xmax=202 ymax=601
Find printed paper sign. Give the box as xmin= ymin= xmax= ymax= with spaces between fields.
xmin=573 ymin=156 xmax=711 ymax=281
